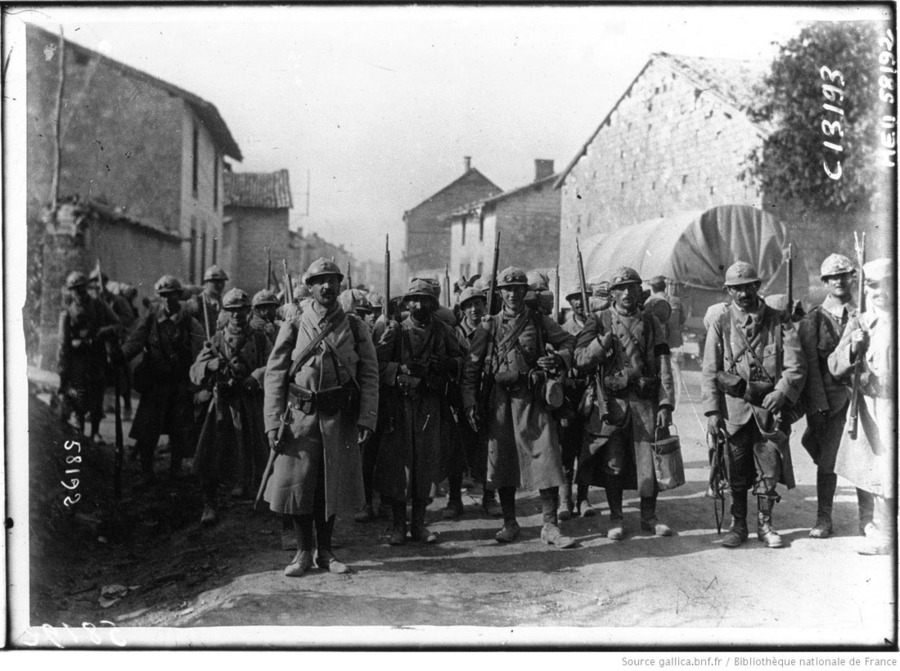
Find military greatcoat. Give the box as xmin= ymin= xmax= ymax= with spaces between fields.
xmin=374 ymin=314 xmax=464 ymax=501
xmin=829 ymin=308 xmax=895 ymax=497
xmin=190 ymin=323 xmax=272 ymax=492
xmin=574 ymin=307 xmax=675 ymax=496
xmin=263 ymin=301 xmax=379 ymax=519
xmin=460 ymin=307 xmax=575 ymax=491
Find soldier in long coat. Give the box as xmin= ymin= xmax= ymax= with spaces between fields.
xmin=558 ymin=286 xmax=596 ymax=520
xmin=798 ymin=253 xmax=866 ymax=538
xmin=460 ymin=266 xmax=576 ymax=548
xmin=89 ymin=268 xmax=137 ymax=420
xmin=701 ymin=262 xmax=806 ymax=549
xmin=263 ymin=258 xmax=379 ymax=576
xmin=121 ymin=275 xmax=204 ymax=484
xmin=453 ymin=287 xmax=500 ymax=517
xmin=829 ymin=258 xmax=895 ymax=556
xmin=574 ymin=267 xmax=675 ymax=541
xmin=191 ymin=289 xmax=272 ymax=525
xmin=374 ymin=278 xmax=464 ymax=544
xmin=57 ymin=271 xmax=122 ymax=444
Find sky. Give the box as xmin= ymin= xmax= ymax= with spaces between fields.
xmin=11 ymin=3 xmax=892 ymax=263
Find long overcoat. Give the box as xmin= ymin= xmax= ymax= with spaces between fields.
xmin=190 ymin=324 xmax=272 ymax=491
xmin=830 ymin=309 xmax=894 ymax=497
xmin=460 ymin=307 xmax=574 ymax=491
xmin=797 ymin=296 xmax=856 ymax=469
xmin=374 ymin=315 xmax=464 ymax=501
xmin=263 ymin=301 xmax=379 ymax=519
xmin=574 ymin=307 xmax=675 ymax=496
xmin=122 ymin=305 xmax=204 ymax=445
xmin=57 ymin=296 xmax=121 ymax=411
xmin=700 ymin=301 xmax=805 ymax=489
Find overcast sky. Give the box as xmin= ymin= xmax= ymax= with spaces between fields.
xmin=13 ymin=4 xmax=891 ymax=262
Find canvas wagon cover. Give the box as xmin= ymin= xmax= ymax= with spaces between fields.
xmin=582 ymin=204 xmax=806 ymax=298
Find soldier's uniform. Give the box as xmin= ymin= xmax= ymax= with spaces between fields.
xmin=452 ymin=287 xmax=500 ymax=517
xmin=185 ymin=265 xmax=229 ymax=338
xmin=460 ymin=267 xmax=576 ymax=548
xmin=374 ymin=278 xmax=465 ymax=544
xmin=700 ymin=262 xmax=806 ymax=549
xmin=263 ymin=258 xmax=379 ymax=576
xmin=574 ymin=267 xmax=676 ymax=540
xmin=57 ymin=271 xmax=122 ymax=443
xmin=121 ymin=276 xmax=204 ymax=483
xmin=250 ymin=289 xmax=281 ymax=346
xmin=89 ymin=269 xmax=138 ymax=419
xmin=191 ymin=289 xmax=273 ymax=524
xmin=558 ymin=287 xmax=596 ymax=520
xmin=798 ymin=254 xmax=867 ymax=538
xmin=829 ymin=258 xmax=895 ymax=556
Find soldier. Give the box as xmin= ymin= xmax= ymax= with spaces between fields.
xmin=340 ymin=288 xmax=374 ymax=320
xmin=375 ymin=278 xmax=465 ymax=544
xmin=701 ymin=261 xmax=806 ymax=549
xmin=367 ymin=292 xmax=385 ymax=326
xmin=798 ymin=254 xmax=867 ymax=539
xmin=186 ymin=265 xmax=229 ymax=338
xmin=121 ymin=276 xmax=204 ymax=485
xmin=191 ymin=289 xmax=273 ymax=524
xmin=643 ymin=276 xmax=673 ymax=343
xmin=89 ymin=269 xmax=138 ymax=419
xmin=574 ymin=267 xmax=676 ymax=541
xmin=829 ymin=258 xmax=895 ymax=556
xmin=460 ymin=266 xmax=576 ymax=548
xmin=453 ymin=287 xmax=500 ymax=517
xmin=558 ymin=286 xmax=595 ymax=519
xmin=57 ymin=271 xmax=122 ymax=444
xmin=250 ymin=289 xmax=281 ymax=346
xmin=262 ymin=258 xmax=379 ymax=576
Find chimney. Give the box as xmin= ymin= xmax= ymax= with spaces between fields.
xmin=534 ymin=159 xmax=554 ymax=182
xmin=464 ymin=156 xmax=472 ymax=172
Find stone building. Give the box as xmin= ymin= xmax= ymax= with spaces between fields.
xmin=403 ymin=157 xmax=502 ymax=283
xmin=446 ymin=159 xmax=560 ymax=286
xmin=222 ymin=169 xmax=292 ymax=294
xmin=554 ymin=52 xmax=769 ymax=288
xmin=26 ymin=24 xmax=241 ymax=366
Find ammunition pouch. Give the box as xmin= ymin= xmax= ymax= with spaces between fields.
xmin=494 ymin=369 xmax=527 ymax=392
xmin=716 ymin=371 xmax=747 ymax=398
xmin=396 ymin=373 xmax=422 ymax=398
xmin=289 ymin=383 xmax=358 ymax=416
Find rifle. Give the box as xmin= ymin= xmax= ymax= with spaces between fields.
xmin=347 ymin=261 xmax=352 ymax=290
xmin=266 ymin=247 xmax=272 ymax=291
xmin=444 ymin=263 xmax=451 ymax=308
xmin=576 ymin=238 xmax=609 ymax=422
xmin=476 ymin=230 xmax=501 ymax=423
xmin=786 ymin=242 xmax=794 ymax=322
xmin=96 ymin=257 xmax=125 ymax=500
xmin=553 ymin=264 xmax=561 ymax=325
xmin=201 ymin=287 xmax=212 ymax=340
xmin=384 ymin=234 xmax=392 ymax=320
xmin=848 ymin=232 xmax=866 ymax=440
xmin=282 ymin=259 xmax=293 ymax=305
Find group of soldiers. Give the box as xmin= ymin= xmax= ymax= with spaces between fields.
xmin=56 ymin=247 xmax=895 ymax=578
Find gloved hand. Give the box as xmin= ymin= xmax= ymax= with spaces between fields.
xmin=656 ymin=407 xmax=672 ymax=428
xmin=762 ymin=389 xmax=786 ymax=413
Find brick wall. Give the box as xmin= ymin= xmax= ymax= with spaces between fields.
xmin=558 ymin=58 xmax=764 ymax=288
xmin=405 ymin=169 xmax=502 ymax=279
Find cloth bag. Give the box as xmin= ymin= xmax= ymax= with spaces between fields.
xmin=653 ymin=424 xmax=685 ymax=491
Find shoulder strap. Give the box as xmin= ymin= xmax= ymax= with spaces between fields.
xmin=287 ymin=315 xmax=341 ymax=379
xmin=347 ymin=313 xmax=361 ymax=350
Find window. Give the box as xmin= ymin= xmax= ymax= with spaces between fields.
xmin=200 ymin=224 xmax=208 ymax=275
xmin=461 ymin=216 xmax=466 ymax=246
xmin=189 ymin=220 xmax=198 ymax=284
xmin=212 ymin=235 xmax=218 ymax=265
xmin=192 ymin=123 xmax=199 ymax=197
xmin=213 ymin=154 xmax=219 ymax=208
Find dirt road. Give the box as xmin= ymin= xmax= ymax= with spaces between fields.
xmin=19 ymin=367 xmax=897 ymax=649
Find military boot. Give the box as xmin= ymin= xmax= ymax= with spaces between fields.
xmin=757 ymin=496 xmax=784 ymax=548
xmin=640 ymin=494 xmax=673 ymax=536
xmin=410 ymin=498 xmax=438 ymax=543
xmin=540 ymin=489 xmax=575 ymax=549
xmin=857 ymin=488 xmax=875 ymax=536
xmin=442 ymin=474 xmax=464 ymax=519
xmin=810 ymin=472 xmax=837 ymax=539
xmin=721 ymin=489 xmax=749 ymax=548
xmin=558 ymin=483 xmax=575 ymax=521
xmin=389 ymin=500 xmax=408 ymax=546
xmin=495 ymin=487 xmax=520 ymax=543
xmin=605 ymin=480 xmax=625 ymax=541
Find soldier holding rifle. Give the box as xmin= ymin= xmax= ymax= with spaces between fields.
xmin=700 ymin=262 xmax=806 ymax=549
xmin=460 ymin=266 xmax=576 ymax=548
xmin=190 ymin=288 xmax=272 ymax=525
xmin=261 ymin=258 xmax=378 ymax=576
xmin=829 ymin=258 xmax=895 ymax=556
xmin=798 ymin=253 xmax=868 ymax=539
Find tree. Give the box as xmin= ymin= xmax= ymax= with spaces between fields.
xmin=746 ymin=21 xmax=893 ymax=214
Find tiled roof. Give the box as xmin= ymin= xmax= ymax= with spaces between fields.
xmin=224 ymin=169 xmax=293 ymax=209
xmin=28 ymin=24 xmax=242 ymax=160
